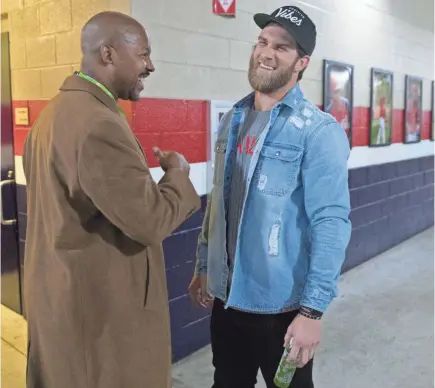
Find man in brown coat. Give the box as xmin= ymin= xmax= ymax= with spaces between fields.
xmin=22 ymin=11 xmax=201 ymax=388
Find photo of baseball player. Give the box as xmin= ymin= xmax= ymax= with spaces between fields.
xmin=370 ymin=69 xmax=393 ymax=146
xmin=323 ymin=60 xmax=353 ymax=147
xmin=404 ymin=76 xmax=422 ymax=144
xmin=431 ymin=80 xmax=434 ymax=141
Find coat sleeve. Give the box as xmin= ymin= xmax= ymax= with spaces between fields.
xmin=77 ymin=119 xmax=201 ymax=246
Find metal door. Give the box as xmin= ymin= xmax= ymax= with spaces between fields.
xmin=1 ymin=31 xmax=22 ymax=314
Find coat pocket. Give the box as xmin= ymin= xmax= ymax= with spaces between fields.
xmin=253 ymin=143 xmax=303 ymax=197
xmin=143 ymin=255 xmax=150 ymax=307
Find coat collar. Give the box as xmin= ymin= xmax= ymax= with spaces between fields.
xmin=59 ymin=74 xmax=119 ymax=115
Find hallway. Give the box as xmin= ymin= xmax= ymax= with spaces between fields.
xmin=2 ymin=228 xmax=434 ymax=388
xmin=172 ymin=228 xmax=434 ymax=387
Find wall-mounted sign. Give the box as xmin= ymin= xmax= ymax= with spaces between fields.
xmin=14 ymin=107 xmax=29 ymax=126
xmin=213 ymin=0 xmax=236 ymax=16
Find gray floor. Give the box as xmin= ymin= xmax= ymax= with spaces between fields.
xmin=172 ymin=228 xmax=434 ymax=388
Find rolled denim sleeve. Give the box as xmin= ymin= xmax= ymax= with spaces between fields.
xmin=300 ymin=120 xmax=352 ymax=313
xmin=195 ymin=191 xmax=212 ymax=275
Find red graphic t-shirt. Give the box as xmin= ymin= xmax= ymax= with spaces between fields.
xmin=237 ymin=135 xmax=257 ymax=155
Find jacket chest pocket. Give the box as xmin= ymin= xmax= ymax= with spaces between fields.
xmin=253 ymin=144 xmax=303 ymax=197
xmin=213 ymin=139 xmax=227 ymax=186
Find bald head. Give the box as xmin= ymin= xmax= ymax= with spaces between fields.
xmin=81 ymin=11 xmax=146 ymax=56
xmin=79 ymin=11 xmax=155 ymax=101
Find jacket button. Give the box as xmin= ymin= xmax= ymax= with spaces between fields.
xmin=275 ymin=151 xmax=281 ymax=156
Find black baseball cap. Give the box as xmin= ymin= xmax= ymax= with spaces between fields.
xmin=253 ymin=6 xmax=317 ymax=56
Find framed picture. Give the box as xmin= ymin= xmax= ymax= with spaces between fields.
xmin=369 ymin=68 xmax=393 ymax=147
xmin=431 ymin=80 xmax=434 ymax=141
xmin=323 ymin=59 xmax=354 ymax=148
xmin=404 ymin=75 xmax=423 ymax=144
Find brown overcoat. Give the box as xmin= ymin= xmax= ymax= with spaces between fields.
xmin=22 ymin=75 xmax=201 ymax=388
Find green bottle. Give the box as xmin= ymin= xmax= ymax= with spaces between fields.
xmin=273 ymin=346 xmax=297 ymax=387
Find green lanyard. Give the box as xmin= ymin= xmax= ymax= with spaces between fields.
xmin=75 ymin=71 xmax=125 ymax=118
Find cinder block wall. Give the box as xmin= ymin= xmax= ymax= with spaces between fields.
xmin=1 ymin=0 xmax=131 ymax=101
xmin=132 ymin=0 xmax=434 ymax=105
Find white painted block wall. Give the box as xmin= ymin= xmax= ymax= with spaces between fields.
xmin=14 ymin=0 xmax=435 ymax=192
xmin=132 ymin=0 xmax=434 ymax=108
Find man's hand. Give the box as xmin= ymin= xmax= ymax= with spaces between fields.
xmin=284 ymin=314 xmax=322 ymax=368
xmin=152 ymin=147 xmax=190 ymax=173
xmin=188 ymin=274 xmax=213 ymax=308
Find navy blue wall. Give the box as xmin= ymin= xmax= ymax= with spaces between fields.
xmin=15 ymin=155 xmax=434 ymax=363
xmin=345 ymin=155 xmax=434 ymax=271
xmin=163 ymin=195 xmax=210 ymax=363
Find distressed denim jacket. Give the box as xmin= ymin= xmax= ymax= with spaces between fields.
xmin=195 ymin=83 xmax=352 ymax=313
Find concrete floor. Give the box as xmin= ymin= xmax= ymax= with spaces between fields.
xmin=2 ymin=228 xmax=434 ymax=388
xmin=172 ymin=227 xmax=435 ymax=388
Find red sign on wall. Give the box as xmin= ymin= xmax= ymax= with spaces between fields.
xmin=213 ymin=0 xmax=236 ymax=16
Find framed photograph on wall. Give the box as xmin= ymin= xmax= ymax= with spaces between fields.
xmin=404 ymin=75 xmax=423 ymax=144
xmin=369 ymin=68 xmax=393 ymax=147
xmin=323 ymin=59 xmax=354 ymax=148
xmin=431 ymin=80 xmax=434 ymax=141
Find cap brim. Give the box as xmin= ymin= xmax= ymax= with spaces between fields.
xmin=253 ymin=13 xmax=297 ymax=42
xmin=253 ymin=13 xmax=280 ymax=29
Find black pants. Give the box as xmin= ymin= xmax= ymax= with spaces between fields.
xmin=210 ymin=299 xmax=314 ymax=388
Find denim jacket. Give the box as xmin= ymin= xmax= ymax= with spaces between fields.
xmin=195 ymin=83 xmax=352 ymax=313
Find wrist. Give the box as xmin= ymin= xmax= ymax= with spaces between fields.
xmin=166 ymin=167 xmax=189 ymax=175
xmin=299 ymin=306 xmax=323 ymax=320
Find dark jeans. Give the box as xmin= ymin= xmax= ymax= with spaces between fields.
xmin=210 ymin=298 xmax=314 ymax=388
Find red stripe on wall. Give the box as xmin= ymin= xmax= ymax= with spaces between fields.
xmin=29 ymin=101 xmax=50 ymax=124
xmin=11 ymin=99 xmax=433 ymax=160
xmin=352 ymin=107 xmax=370 ymax=146
xmin=421 ymin=111 xmax=432 ymax=140
xmin=391 ymin=109 xmax=405 ymax=143
xmin=132 ymin=98 xmax=208 ymax=168
xmin=13 ymin=128 xmax=30 ymax=156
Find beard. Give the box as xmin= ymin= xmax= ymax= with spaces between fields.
xmin=248 ymin=54 xmax=296 ymax=94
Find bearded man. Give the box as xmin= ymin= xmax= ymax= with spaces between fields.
xmin=188 ymin=5 xmax=352 ymax=388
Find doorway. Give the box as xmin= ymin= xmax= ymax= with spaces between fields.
xmin=1 ymin=30 xmax=23 ymax=315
